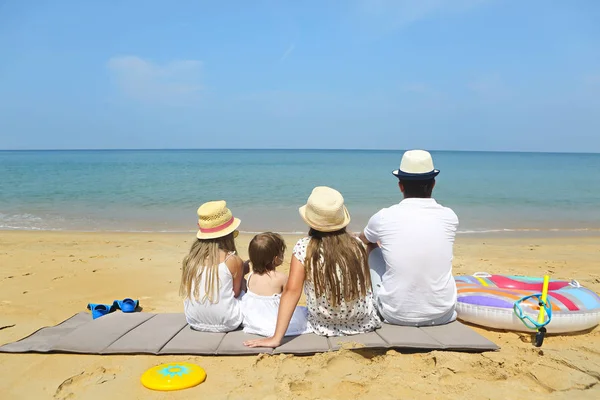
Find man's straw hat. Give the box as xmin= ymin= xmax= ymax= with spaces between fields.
xmin=299 ymin=186 xmax=351 ymax=232
xmin=196 ymin=200 xmax=241 ymax=239
xmin=392 ymin=150 xmax=440 ymax=180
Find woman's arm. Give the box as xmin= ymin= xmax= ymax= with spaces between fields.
xmin=243 ymin=255 xmax=305 ymax=348
xmin=278 ymin=271 xmax=289 ymax=293
xmin=227 ymin=255 xmax=245 ymax=298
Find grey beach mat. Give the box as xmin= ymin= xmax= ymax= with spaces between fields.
xmin=0 ymin=312 xmax=498 ymax=355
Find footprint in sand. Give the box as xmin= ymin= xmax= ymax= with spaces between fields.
xmin=54 ymin=367 xmax=118 ymax=400
xmin=334 ymin=381 xmax=367 ymax=395
xmin=288 ymin=380 xmax=312 ymax=394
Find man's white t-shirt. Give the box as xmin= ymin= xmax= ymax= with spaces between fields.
xmin=363 ymin=198 xmax=458 ymax=324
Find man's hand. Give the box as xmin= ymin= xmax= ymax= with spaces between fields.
xmin=243 ymin=336 xmax=282 ymax=348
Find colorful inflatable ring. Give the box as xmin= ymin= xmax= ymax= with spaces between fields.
xmin=456 ymin=273 xmax=600 ymax=333
xmin=141 ymin=362 xmax=206 ymax=391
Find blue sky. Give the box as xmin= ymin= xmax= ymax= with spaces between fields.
xmin=1 ymin=0 xmax=599 ymax=152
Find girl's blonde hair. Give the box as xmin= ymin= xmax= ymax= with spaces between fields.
xmin=305 ymin=228 xmax=371 ymax=307
xmin=180 ymin=233 xmax=237 ymax=304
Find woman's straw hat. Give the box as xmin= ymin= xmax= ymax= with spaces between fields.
xmin=392 ymin=149 xmax=440 ymax=180
xmin=299 ymin=186 xmax=351 ymax=232
xmin=196 ymin=200 xmax=241 ymax=240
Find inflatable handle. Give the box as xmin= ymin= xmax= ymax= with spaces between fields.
xmin=473 ymin=272 xmax=492 ymax=278
xmin=569 ymin=280 xmax=581 ymax=288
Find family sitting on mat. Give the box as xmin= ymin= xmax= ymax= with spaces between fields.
xmin=180 ymin=150 xmax=459 ymax=348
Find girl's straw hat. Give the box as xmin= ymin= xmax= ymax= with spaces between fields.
xmin=196 ymin=200 xmax=241 ymax=239
xmin=299 ymin=186 xmax=351 ymax=232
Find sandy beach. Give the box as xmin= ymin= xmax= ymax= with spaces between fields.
xmin=0 ymin=230 xmax=599 ymax=399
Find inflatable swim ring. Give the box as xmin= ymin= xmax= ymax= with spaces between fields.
xmin=141 ymin=362 xmax=206 ymax=391
xmin=455 ymin=273 xmax=600 ymax=333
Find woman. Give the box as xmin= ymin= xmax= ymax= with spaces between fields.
xmin=244 ymin=186 xmax=381 ymax=348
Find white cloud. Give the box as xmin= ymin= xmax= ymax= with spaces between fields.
xmin=279 ymin=43 xmax=295 ymax=62
xmin=107 ymin=56 xmax=203 ymax=104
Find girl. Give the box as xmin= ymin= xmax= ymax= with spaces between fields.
xmin=181 ymin=200 xmax=245 ymax=332
xmin=241 ymin=232 xmax=310 ymax=337
xmin=244 ymin=186 xmax=381 ymax=348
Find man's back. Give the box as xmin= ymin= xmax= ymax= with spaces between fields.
xmin=364 ymin=198 xmax=458 ymax=324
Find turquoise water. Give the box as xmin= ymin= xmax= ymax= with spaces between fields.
xmin=1 ymin=150 xmax=600 ymax=235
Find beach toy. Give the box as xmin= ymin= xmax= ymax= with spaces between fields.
xmin=86 ymin=303 xmax=116 ymax=319
xmin=141 ymin=362 xmax=206 ymax=391
xmin=113 ymin=298 xmax=139 ymax=313
xmin=455 ymin=273 xmax=600 ymax=333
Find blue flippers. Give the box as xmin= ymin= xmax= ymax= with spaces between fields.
xmin=86 ymin=303 xmax=115 ymax=319
xmin=113 ymin=298 xmax=139 ymax=313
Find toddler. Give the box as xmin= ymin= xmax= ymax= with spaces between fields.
xmin=241 ymin=232 xmax=310 ymax=336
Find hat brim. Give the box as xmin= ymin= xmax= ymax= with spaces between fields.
xmin=392 ymin=169 xmax=440 ymax=181
xmin=299 ymin=205 xmax=351 ymax=232
xmin=196 ymin=218 xmax=241 ymax=240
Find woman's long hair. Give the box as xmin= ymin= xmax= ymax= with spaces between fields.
xmin=304 ymin=228 xmax=371 ymax=307
xmin=180 ymin=233 xmax=237 ymax=304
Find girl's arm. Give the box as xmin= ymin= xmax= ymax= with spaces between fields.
xmin=243 ymin=260 xmax=251 ymax=276
xmin=227 ymin=255 xmax=245 ymax=298
xmin=244 ymin=255 xmax=305 ymax=348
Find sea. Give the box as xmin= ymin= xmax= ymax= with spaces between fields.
xmin=1 ymin=149 xmax=599 ymax=236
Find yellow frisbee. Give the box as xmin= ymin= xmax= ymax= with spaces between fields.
xmin=141 ymin=362 xmax=206 ymax=391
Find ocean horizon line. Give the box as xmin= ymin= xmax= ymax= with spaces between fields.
xmin=2 ymin=226 xmax=599 ymax=237
xmin=1 ymin=148 xmax=600 ymax=155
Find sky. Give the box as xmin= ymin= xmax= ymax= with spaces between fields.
xmin=0 ymin=0 xmax=599 ymax=152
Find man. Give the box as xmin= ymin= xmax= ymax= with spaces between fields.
xmin=360 ymin=150 xmax=458 ymax=326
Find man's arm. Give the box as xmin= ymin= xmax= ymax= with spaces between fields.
xmin=361 ymin=212 xmax=381 ymax=245
xmin=360 ymin=231 xmax=381 ymax=256
xmin=359 ymin=231 xmax=372 ymax=245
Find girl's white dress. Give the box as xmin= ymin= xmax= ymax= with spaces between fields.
xmin=184 ymin=252 xmax=244 ymax=332
xmin=241 ymin=272 xmax=311 ymax=337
